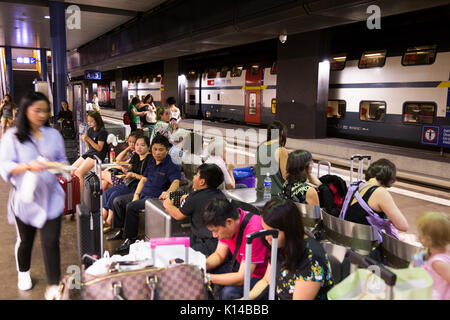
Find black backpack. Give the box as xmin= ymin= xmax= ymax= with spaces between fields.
xmin=61 ymin=119 xmax=76 ymax=139
xmin=317 ymin=174 xmax=347 ymax=217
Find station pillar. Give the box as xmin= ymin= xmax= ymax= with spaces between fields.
xmin=5 ymin=46 xmax=14 ymax=100
xmin=40 ymin=48 xmax=48 ymax=81
xmin=49 ymin=0 xmax=67 ymax=121
xmin=114 ymin=69 xmax=128 ymax=111
xmin=163 ymin=58 xmax=179 ymax=107
xmin=275 ymin=30 xmax=330 ymax=139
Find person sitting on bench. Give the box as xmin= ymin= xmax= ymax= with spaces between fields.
xmin=202 ymin=198 xmax=269 ymax=300
xmin=163 ymin=163 xmax=227 ymax=256
xmin=111 ymin=134 xmax=181 ymax=253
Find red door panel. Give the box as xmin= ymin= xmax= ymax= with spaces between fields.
xmin=244 ymin=68 xmax=262 ymax=124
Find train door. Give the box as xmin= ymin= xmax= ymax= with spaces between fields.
xmin=245 ymin=67 xmax=262 ymax=123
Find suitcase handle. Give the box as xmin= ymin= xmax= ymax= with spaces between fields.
xmin=150 ymin=237 xmax=190 ymax=248
xmin=244 ymin=230 xmax=279 ymax=300
xmin=317 ymin=160 xmax=331 ymax=178
xmin=348 ymin=250 xmax=396 ymax=287
xmin=246 ymin=230 xmax=278 ymax=244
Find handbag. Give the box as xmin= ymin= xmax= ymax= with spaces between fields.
xmin=80 ymin=263 xmax=211 ymax=300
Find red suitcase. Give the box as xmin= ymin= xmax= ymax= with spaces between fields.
xmin=58 ymin=175 xmax=81 ymax=217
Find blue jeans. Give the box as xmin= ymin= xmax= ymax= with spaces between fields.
xmin=102 ymin=184 xmax=134 ymax=211
xmin=210 ymin=259 xmax=262 ymax=300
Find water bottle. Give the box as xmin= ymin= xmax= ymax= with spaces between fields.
xmin=263 ymin=172 xmax=272 ymax=200
xmin=110 ymin=147 xmax=116 ymax=163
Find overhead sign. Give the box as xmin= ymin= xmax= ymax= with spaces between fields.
xmin=16 ymin=57 xmax=36 ymax=64
xmin=84 ymin=70 xmax=101 ymax=80
xmin=421 ymin=125 xmax=450 ymax=148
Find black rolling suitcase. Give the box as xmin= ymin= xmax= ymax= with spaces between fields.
xmin=77 ymin=156 xmax=103 ymax=264
xmin=82 ymin=156 xmax=102 ymax=212
xmin=76 ymin=203 xmax=102 ymax=263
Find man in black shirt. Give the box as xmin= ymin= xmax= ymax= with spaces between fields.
xmin=163 ymin=163 xmax=226 ymax=256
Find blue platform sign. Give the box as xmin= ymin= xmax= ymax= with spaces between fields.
xmin=84 ymin=70 xmax=101 ymax=80
xmin=421 ymin=125 xmax=440 ymax=146
xmin=441 ymin=126 xmax=450 ymax=148
xmin=422 ymin=125 xmax=450 ymax=148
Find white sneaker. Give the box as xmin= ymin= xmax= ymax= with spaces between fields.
xmin=17 ymin=271 xmax=32 ymax=291
xmin=44 ymin=285 xmax=61 ymax=300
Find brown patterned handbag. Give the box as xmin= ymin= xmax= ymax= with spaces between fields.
xmin=79 ymin=263 xmax=211 ymax=300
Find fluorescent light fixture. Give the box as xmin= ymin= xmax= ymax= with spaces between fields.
xmin=364 ymin=53 xmax=382 ymax=57
xmin=332 ymin=56 xmax=346 ymax=60
xmin=44 ymin=15 xmax=50 ymax=19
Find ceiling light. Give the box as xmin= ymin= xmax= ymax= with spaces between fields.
xmin=44 ymin=15 xmax=50 ymax=19
xmin=365 ymin=53 xmax=382 ymax=57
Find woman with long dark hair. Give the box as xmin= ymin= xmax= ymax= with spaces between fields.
xmin=255 ymin=121 xmax=289 ymax=196
xmin=281 ymin=150 xmax=320 ymax=206
xmin=246 ymin=198 xmax=333 ymax=300
xmin=0 ymin=94 xmax=16 ymax=136
xmin=128 ymin=97 xmax=146 ymax=132
xmin=0 ymin=92 xmax=68 ymax=299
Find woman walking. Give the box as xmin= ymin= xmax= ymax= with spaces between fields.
xmin=0 ymin=92 xmax=68 ymax=300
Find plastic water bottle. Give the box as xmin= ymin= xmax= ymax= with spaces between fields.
xmin=110 ymin=147 xmax=116 ymax=163
xmin=263 ymin=173 xmax=272 ymax=200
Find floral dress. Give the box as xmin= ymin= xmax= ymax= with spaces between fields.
xmin=276 ymin=237 xmax=334 ymax=300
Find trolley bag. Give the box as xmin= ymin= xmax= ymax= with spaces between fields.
xmin=82 ymin=156 xmax=102 ymax=213
xmin=76 ymin=203 xmax=103 ymax=264
xmin=243 ymin=230 xmax=279 ymax=300
xmin=57 ymin=174 xmax=81 ymax=217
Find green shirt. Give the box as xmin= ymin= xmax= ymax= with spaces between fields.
xmin=129 ymin=104 xmax=139 ymax=124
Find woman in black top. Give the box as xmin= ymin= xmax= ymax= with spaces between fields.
xmin=102 ymin=136 xmax=151 ymax=229
xmin=57 ymin=100 xmax=73 ymax=122
xmin=1 ymin=94 xmax=16 ymax=136
xmin=343 ymin=158 xmax=408 ymax=232
xmin=71 ymin=111 xmax=109 ymax=192
xmin=246 ymin=198 xmax=333 ymax=300
xmin=281 ymin=150 xmax=320 ymax=206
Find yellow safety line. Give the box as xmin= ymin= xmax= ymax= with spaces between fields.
xmin=437 ymin=81 xmax=450 ymax=88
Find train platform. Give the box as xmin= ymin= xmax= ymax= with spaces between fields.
xmin=99 ymin=108 xmax=450 ymax=190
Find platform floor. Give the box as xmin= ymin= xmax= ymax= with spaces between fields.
xmin=0 ymin=178 xmax=121 ymax=300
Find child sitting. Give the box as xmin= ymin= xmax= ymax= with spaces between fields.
xmin=416 ymin=211 xmax=450 ymax=300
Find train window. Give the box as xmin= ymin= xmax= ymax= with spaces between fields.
xmin=402 ymin=45 xmax=437 ymax=66
xmin=270 ymin=62 xmax=277 ymax=75
xmin=155 ymin=74 xmax=162 ymax=82
xmin=231 ymin=65 xmax=243 ymax=77
xmin=207 ymin=68 xmax=217 ymax=79
xmin=189 ymin=95 xmax=195 ymax=106
xmin=250 ymin=65 xmax=259 ymax=76
xmin=220 ymin=67 xmax=228 ymax=78
xmin=331 ymin=55 xmax=346 ymax=71
xmin=360 ymin=101 xmax=386 ymax=122
xmin=359 ymin=50 xmax=387 ymax=69
xmin=248 ymin=93 xmax=257 ymax=115
xmin=187 ymin=71 xmax=197 ymax=81
xmin=327 ymin=100 xmax=346 ymax=118
xmin=403 ymin=102 xmax=436 ymax=124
